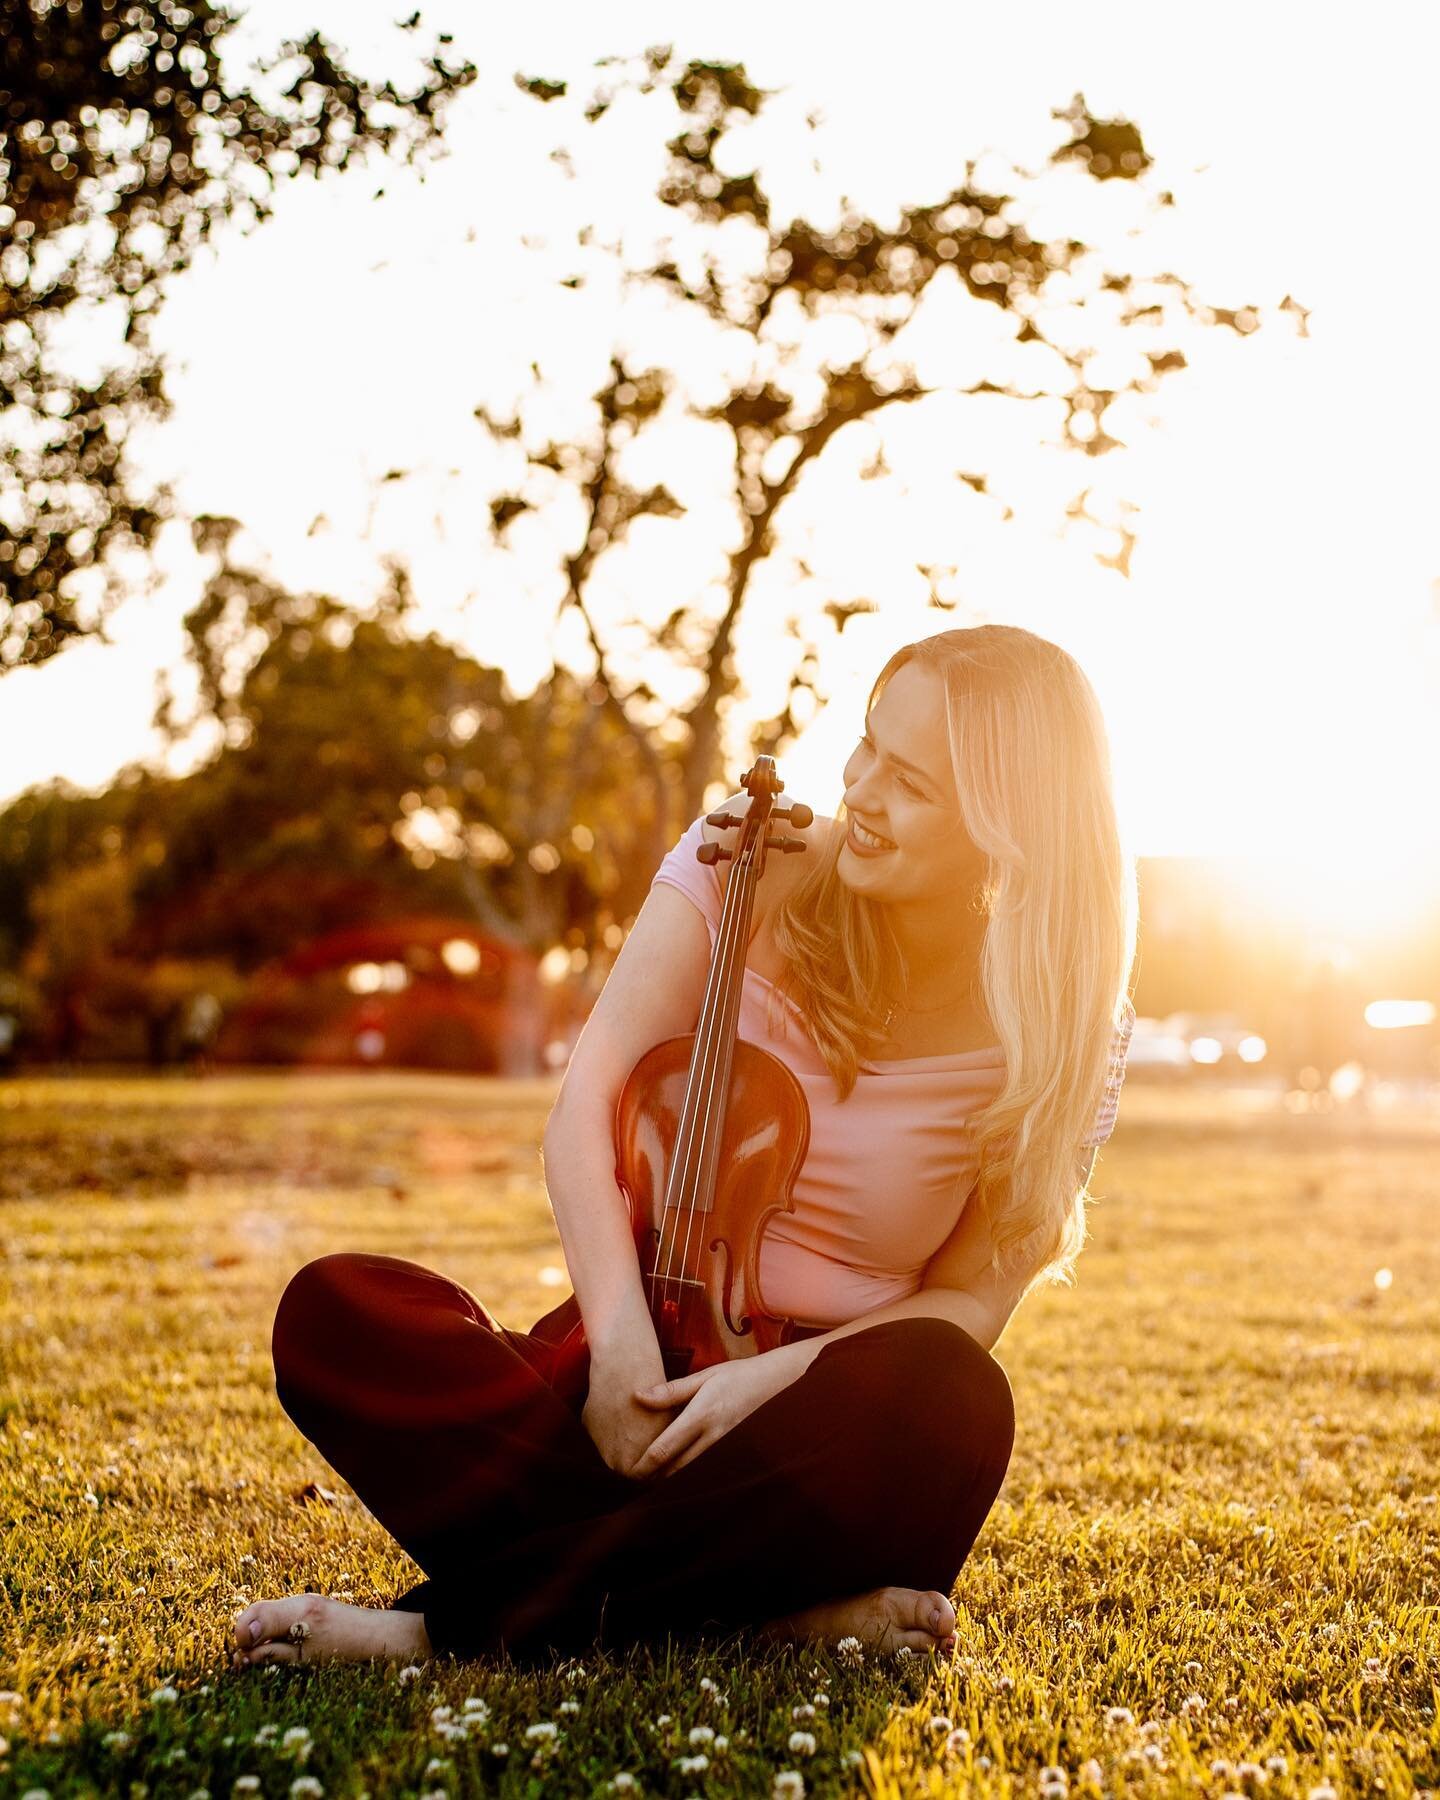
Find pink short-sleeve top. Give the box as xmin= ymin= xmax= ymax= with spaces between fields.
xmin=651 ymin=813 xmax=1133 ymax=1328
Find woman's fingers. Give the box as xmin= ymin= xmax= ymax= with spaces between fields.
xmin=633 ymin=1368 xmax=709 ymax=1408
xmin=631 ymin=1411 xmax=704 ymax=1479
xmin=662 ymin=1430 xmax=713 ymax=1475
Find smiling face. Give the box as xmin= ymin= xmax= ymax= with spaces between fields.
xmin=837 ymin=658 xmax=988 ymax=905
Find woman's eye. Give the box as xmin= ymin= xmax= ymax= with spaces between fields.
xmin=857 ymin=735 xmax=922 ymax=798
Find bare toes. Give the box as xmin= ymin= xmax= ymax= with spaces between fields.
xmin=232 ymin=1594 xmax=323 ymax=1653
xmin=882 ymin=1586 xmax=955 ymax=1650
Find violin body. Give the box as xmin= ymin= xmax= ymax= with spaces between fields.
xmin=615 ymin=1033 xmax=810 ymax=1377
xmin=535 ymin=756 xmax=816 ymax=1400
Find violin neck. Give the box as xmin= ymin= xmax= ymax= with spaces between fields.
xmin=664 ymin=839 xmax=763 ymax=1215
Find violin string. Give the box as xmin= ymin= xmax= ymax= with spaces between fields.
xmin=671 ymin=836 xmax=754 ymax=1309
xmin=658 ymin=826 xmax=751 ymax=1316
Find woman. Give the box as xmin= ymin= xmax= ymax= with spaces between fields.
xmin=231 ymin=624 xmax=1137 ymax=1670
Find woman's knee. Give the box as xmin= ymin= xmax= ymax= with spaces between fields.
xmin=272 ymin=1253 xmax=391 ymax=1381
xmin=821 ymin=1316 xmax=1015 ymax=1474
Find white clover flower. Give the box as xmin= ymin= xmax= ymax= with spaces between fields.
xmin=835 ymin=1635 xmax=863 ymax=1667
xmin=289 ymin=1780 xmax=322 ymax=1799
xmin=150 ymin=1685 xmax=180 ymax=1704
xmin=82 ymin=1491 xmax=99 ymax=1509
xmin=418 ymin=1791 xmax=447 ymax=1800
xmin=787 ymin=1730 xmax=817 ymax=1756
xmin=945 ymin=1729 xmax=971 ymax=1756
xmin=928 ymin=1713 xmax=953 ymax=1734
xmin=1104 ymin=1706 xmax=1135 ymax=1729
xmin=1142 ymin=1744 xmax=1165 ymax=1767
xmin=1222 ymin=1695 xmax=1242 ymax=1712
xmin=1139 ymin=1720 xmax=1164 ymax=1744
xmin=792 ymin=1703 xmax=816 ymax=1722
xmin=19 ymin=1789 xmax=50 ymax=1800
xmin=287 ymin=1620 xmax=311 ymax=1645
xmin=559 ymin=1699 xmax=581 ymax=1715
xmin=813 ymin=1691 xmax=829 ymax=1708
xmin=698 ymin=1677 xmax=719 ymax=1694
xmin=396 ymin=1665 xmax=421 ymax=1685
xmin=688 ymin=1726 xmax=715 ymax=1746
xmin=996 ymin=1673 xmax=1015 ymax=1691
xmin=1361 ymin=1658 xmax=1388 ymax=1684
xmin=655 ymin=1713 xmax=672 ymax=1729
xmin=1265 ymin=1756 xmax=1288 ymax=1777
xmin=772 ymin=1773 xmax=806 ymax=1799
xmin=1039 ymin=1766 xmax=1069 ymax=1787
xmin=281 ymin=1727 xmax=313 ymax=1762
xmin=461 ymin=1696 xmax=489 ymax=1718
xmin=841 ymin=1749 xmax=863 ymax=1769
xmin=1041 ymin=1784 xmax=1068 ymax=1800
xmin=675 ymin=1754 xmax=708 ymax=1774
xmin=232 ymin=1782 xmax=261 ymax=1796
xmin=423 ymin=1759 xmax=451 ymax=1778
xmin=976 ymin=1756 xmax=993 ymax=1773
xmin=254 ymin=1726 xmax=280 ymax=1746
xmin=1078 ymin=1759 xmax=1103 ymax=1787
xmin=611 ymin=1776 xmax=637 ymax=1793
xmin=1307 ymin=1785 xmax=1338 ymax=1800
xmin=102 ymin=1731 xmax=132 ymax=1750
xmin=435 ymin=1721 xmax=469 ymax=1745
xmin=490 ymin=1743 xmax=509 ymax=1758
xmin=1235 ymin=1762 xmax=1268 ymax=1785
xmin=713 ymin=1735 xmax=729 ymax=1754
xmin=187 ymin=1789 xmax=211 ymax=1799
xmin=894 ymin=1645 xmax=915 ymax=1662
xmin=430 ymin=1706 xmax=454 ymax=1727
xmin=1181 ymin=1693 xmax=1206 ymax=1717
xmin=525 ymin=1721 xmax=560 ymax=1741
xmin=1211 ymin=1759 xmax=1235 ymax=1779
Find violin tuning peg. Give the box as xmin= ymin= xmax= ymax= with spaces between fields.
xmin=764 ymin=834 xmax=806 ymax=854
xmin=776 ymin=802 xmax=814 ymax=828
xmin=705 ymin=810 xmax=741 ymax=828
xmin=696 ymin=841 xmax=733 ymax=865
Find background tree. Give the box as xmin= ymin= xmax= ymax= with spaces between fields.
xmin=0 ymin=539 xmax=671 ymax=1055
xmin=0 ymin=0 xmax=476 ymax=668
xmin=472 ymin=55 xmax=1278 ymax=845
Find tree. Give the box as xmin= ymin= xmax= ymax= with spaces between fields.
xmin=471 ymin=55 xmax=1286 ymax=835
xmin=0 ymin=0 xmax=476 ymax=668
xmin=0 ymin=545 xmax=671 ymax=1008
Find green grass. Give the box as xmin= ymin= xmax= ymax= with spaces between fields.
xmin=1 ymin=1071 xmax=1437 ymax=1798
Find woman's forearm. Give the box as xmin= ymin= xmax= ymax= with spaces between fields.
xmin=540 ymin=1095 xmax=658 ymax=1362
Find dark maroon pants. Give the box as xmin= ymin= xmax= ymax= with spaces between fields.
xmin=269 ymin=1253 xmax=1015 ymax=1662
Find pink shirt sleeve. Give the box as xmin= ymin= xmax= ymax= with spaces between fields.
xmin=650 ymin=814 xmax=723 ymax=933
xmin=1080 ymin=997 xmax=1136 ymax=1148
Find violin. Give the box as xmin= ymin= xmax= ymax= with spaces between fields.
xmin=532 ymin=756 xmax=816 ymax=1396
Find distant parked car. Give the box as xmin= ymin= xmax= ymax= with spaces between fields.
xmin=1125 ymin=1017 xmax=1193 ymax=1080
xmin=1164 ymin=1012 xmax=1269 ymax=1075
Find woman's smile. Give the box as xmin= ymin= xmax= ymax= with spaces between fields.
xmin=847 ymin=817 xmax=897 ymax=856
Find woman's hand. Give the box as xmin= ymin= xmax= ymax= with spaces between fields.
xmin=582 ymin=1333 xmax=671 ymax=1478
xmin=628 ymin=1346 xmax=806 ymax=1479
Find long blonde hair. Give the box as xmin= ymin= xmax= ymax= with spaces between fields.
xmin=768 ymin=625 xmax=1138 ymax=1291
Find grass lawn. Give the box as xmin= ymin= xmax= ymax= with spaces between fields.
xmin=1 ymin=1071 xmax=1437 ymax=1798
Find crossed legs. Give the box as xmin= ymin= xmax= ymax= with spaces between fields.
xmin=255 ymin=1252 xmax=1015 ymax=1662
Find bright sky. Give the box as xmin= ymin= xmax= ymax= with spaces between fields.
xmin=4 ymin=0 xmax=1438 ymax=908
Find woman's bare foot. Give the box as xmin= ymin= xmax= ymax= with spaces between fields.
xmin=757 ymin=1585 xmax=957 ymax=1656
xmin=230 ymin=1593 xmax=431 ymax=1669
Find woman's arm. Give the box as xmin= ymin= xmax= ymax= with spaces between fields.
xmin=541 ymin=879 xmax=726 ymax=1472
